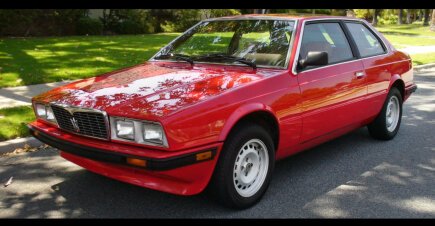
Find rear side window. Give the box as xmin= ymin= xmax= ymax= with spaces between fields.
xmin=300 ymin=23 xmax=354 ymax=65
xmin=345 ymin=23 xmax=386 ymax=58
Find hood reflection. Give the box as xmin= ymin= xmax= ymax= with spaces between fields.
xmin=34 ymin=62 xmax=280 ymax=118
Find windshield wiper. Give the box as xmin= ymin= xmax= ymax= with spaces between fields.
xmin=155 ymin=53 xmax=194 ymax=66
xmin=195 ymin=53 xmax=257 ymax=69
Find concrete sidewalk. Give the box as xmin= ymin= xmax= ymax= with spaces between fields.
xmin=0 ymin=80 xmax=77 ymax=108
xmin=399 ymin=45 xmax=435 ymax=55
xmin=0 ymin=137 xmax=42 ymax=155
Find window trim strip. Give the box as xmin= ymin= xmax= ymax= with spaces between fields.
xmin=343 ymin=21 xmax=388 ymax=58
xmin=291 ymin=18 xmax=390 ymax=75
xmin=296 ymin=20 xmax=358 ymax=72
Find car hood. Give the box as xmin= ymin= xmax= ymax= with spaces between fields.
xmin=33 ymin=62 xmax=280 ymax=119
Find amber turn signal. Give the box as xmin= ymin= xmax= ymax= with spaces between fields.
xmin=196 ymin=151 xmax=212 ymax=161
xmin=126 ymin=158 xmax=147 ymax=167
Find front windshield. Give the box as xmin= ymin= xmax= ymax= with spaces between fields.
xmin=152 ymin=19 xmax=296 ymax=68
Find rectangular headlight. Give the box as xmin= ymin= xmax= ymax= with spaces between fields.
xmin=35 ymin=104 xmax=47 ymax=118
xmin=110 ymin=117 xmax=168 ymax=147
xmin=34 ymin=103 xmax=57 ymax=125
xmin=46 ymin=106 xmax=55 ymax=121
xmin=115 ymin=119 xmax=134 ymax=140
xmin=143 ymin=123 xmax=163 ymax=144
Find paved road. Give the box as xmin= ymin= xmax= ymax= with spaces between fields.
xmin=0 ymin=70 xmax=434 ymax=218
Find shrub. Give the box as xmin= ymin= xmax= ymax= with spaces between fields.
xmin=0 ymin=9 xmax=86 ymax=36
xmin=115 ymin=19 xmax=155 ymax=34
xmin=117 ymin=19 xmax=143 ymax=34
xmin=161 ymin=21 xmax=177 ymax=33
xmin=378 ymin=14 xmax=399 ymax=25
xmin=160 ymin=10 xmax=201 ymax=32
xmin=330 ymin=9 xmax=346 ymax=16
xmin=76 ymin=17 xmax=103 ymax=35
xmin=206 ymin=9 xmax=241 ymax=18
xmin=100 ymin=9 xmax=156 ymax=34
xmin=354 ymin=9 xmax=373 ymax=20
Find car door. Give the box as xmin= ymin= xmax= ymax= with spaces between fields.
xmin=344 ymin=21 xmax=390 ymax=120
xmin=295 ymin=21 xmax=367 ymax=142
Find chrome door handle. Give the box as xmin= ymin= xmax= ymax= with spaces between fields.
xmin=355 ymin=71 xmax=365 ymax=79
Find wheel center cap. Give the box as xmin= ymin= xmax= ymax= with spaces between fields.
xmin=244 ymin=162 xmax=254 ymax=176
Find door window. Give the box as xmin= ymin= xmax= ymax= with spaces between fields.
xmin=300 ymin=23 xmax=354 ymax=67
xmin=345 ymin=23 xmax=386 ymax=58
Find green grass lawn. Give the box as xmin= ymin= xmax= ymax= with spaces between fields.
xmin=410 ymin=53 xmax=435 ymax=66
xmin=376 ymin=24 xmax=435 ymax=65
xmin=0 ymin=33 xmax=179 ymax=88
xmin=376 ymin=25 xmax=435 ymax=50
xmin=0 ymin=106 xmax=35 ymax=141
xmin=377 ymin=24 xmax=435 ymax=37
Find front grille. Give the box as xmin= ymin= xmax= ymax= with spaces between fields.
xmin=51 ymin=105 xmax=109 ymax=140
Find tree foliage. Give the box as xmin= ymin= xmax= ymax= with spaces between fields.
xmin=0 ymin=9 xmax=86 ymax=36
xmin=0 ymin=9 xmax=433 ymax=36
xmin=76 ymin=17 xmax=103 ymax=35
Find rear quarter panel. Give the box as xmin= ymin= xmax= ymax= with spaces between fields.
xmin=361 ymin=22 xmax=413 ymax=119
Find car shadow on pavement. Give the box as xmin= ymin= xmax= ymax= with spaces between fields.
xmin=47 ymin=122 xmax=434 ymax=218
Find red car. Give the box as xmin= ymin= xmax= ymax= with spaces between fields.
xmin=29 ymin=15 xmax=417 ymax=208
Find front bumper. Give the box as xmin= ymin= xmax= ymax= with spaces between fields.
xmin=29 ymin=125 xmax=217 ymax=171
xmin=28 ymin=121 xmax=223 ymax=195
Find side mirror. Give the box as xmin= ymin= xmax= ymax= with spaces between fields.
xmin=298 ymin=51 xmax=328 ymax=69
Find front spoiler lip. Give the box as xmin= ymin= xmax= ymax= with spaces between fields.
xmin=405 ymin=84 xmax=417 ymax=98
xmin=408 ymin=84 xmax=417 ymax=93
xmin=28 ymin=125 xmax=217 ymax=171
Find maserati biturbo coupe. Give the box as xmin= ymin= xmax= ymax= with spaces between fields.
xmin=29 ymin=15 xmax=417 ymax=208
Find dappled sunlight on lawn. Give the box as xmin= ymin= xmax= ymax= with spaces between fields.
xmin=0 ymin=106 xmax=35 ymax=141
xmin=0 ymin=34 xmax=180 ymax=88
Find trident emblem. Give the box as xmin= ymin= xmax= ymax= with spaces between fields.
xmin=70 ymin=117 xmax=80 ymax=132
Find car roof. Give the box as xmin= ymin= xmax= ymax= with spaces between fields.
xmin=205 ymin=14 xmax=365 ymax=22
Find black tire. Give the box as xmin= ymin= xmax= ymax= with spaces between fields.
xmin=368 ymin=87 xmax=403 ymax=140
xmin=208 ymin=123 xmax=275 ymax=209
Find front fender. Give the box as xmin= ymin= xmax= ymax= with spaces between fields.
xmin=218 ymin=102 xmax=277 ymax=141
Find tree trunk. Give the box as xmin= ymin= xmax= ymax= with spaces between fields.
xmin=406 ymin=9 xmax=412 ymax=24
xmin=398 ymin=9 xmax=403 ymax=25
xmin=424 ymin=9 xmax=430 ymax=25
xmin=431 ymin=9 xmax=435 ymax=31
xmin=373 ymin=9 xmax=379 ymax=26
xmin=312 ymin=9 xmax=316 ymax=15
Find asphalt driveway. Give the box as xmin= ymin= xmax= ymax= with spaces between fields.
xmin=0 ymin=69 xmax=434 ymax=218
